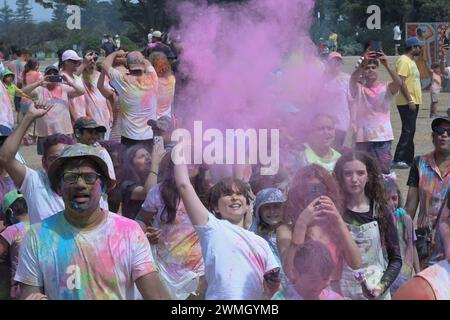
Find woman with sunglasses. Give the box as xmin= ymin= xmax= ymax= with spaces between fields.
xmin=405 ymin=116 xmax=450 ymax=269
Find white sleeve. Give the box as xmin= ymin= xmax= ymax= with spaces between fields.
xmin=14 ymin=229 xmax=43 ymax=287
xmin=0 ymin=226 xmax=16 ymax=245
xmin=193 ymin=212 xmax=221 ymax=236
xmin=130 ymin=223 xmax=157 ymax=281
xmin=18 ymin=166 xmax=39 ymax=193
xmin=261 ymin=239 xmax=280 ymax=273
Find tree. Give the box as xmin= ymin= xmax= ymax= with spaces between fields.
xmin=15 ymin=0 xmax=33 ymax=23
xmin=0 ymin=0 xmax=15 ymax=30
xmin=52 ymin=2 xmax=67 ymax=24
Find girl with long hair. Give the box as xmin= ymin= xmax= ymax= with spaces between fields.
xmin=278 ymin=164 xmax=361 ymax=295
xmin=119 ymin=143 xmax=163 ymax=219
xmin=137 ymin=152 xmax=209 ymax=299
xmin=334 ymin=151 xmax=402 ymax=300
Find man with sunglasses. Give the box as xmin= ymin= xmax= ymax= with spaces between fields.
xmin=405 ymin=116 xmax=450 ymax=268
xmin=392 ymin=37 xmax=424 ymax=169
xmin=14 ymin=143 xmax=170 ymax=300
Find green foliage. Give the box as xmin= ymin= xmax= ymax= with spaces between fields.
xmin=15 ymin=0 xmax=33 ymax=23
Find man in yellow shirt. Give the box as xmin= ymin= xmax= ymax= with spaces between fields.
xmin=392 ymin=37 xmax=423 ymax=169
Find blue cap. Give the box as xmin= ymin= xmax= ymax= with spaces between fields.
xmin=405 ymin=37 xmax=424 ymax=48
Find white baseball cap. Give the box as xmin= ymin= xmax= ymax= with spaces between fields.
xmin=61 ymin=49 xmax=82 ymax=62
xmin=152 ymin=31 xmax=162 ymax=38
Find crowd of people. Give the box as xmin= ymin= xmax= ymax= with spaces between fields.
xmin=0 ymin=33 xmax=448 ymax=300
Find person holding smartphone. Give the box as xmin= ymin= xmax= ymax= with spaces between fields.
xmin=349 ymin=47 xmax=402 ymax=175
xmin=21 ymin=65 xmax=84 ymax=155
xmin=278 ymin=164 xmax=361 ymax=295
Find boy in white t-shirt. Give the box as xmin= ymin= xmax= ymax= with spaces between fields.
xmin=173 ymin=143 xmax=280 ymax=300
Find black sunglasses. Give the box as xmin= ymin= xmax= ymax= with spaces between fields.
xmin=433 ymin=126 xmax=450 ymax=136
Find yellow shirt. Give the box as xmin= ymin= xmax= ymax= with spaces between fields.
xmin=395 ymin=55 xmax=422 ymax=105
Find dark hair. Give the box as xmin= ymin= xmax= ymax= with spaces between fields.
xmin=249 ymin=167 xmax=289 ymax=195
xmin=333 ymin=151 xmax=390 ymax=246
xmin=431 ymin=63 xmax=440 ymax=69
xmin=193 ymin=164 xmax=213 ymax=207
xmin=23 ymin=58 xmax=39 ymax=86
xmin=42 ymin=134 xmax=74 ymax=160
xmin=158 ymin=151 xmax=179 ymax=224
xmin=121 ymin=144 xmax=150 ymax=185
xmin=286 ymin=164 xmax=343 ymax=224
xmin=207 ymin=177 xmax=252 ymax=218
xmin=5 ymin=197 xmax=28 ymax=226
xmin=99 ymin=141 xmax=125 ymax=180
xmin=294 ymin=240 xmax=335 ymax=277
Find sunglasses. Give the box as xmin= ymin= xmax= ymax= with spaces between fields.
xmin=433 ymin=127 xmax=450 ymax=136
xmin=63 ymin=172 xmax=101 ymax=185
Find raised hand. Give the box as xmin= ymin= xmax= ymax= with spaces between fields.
xmin=27 ymin=99 xmax=55 ymax=118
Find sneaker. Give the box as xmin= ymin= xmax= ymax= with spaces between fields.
xmin=392 ymin=161 xmax=410 ymax=169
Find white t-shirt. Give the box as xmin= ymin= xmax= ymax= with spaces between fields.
xmin=393 ymin=26 xmax=402 ymax=41
xmin=19 ymin=167 xmax=109 ymax=224
xmin=15 ymin=211 xmax=156 ymax=300
xmin=108 ymin=68 xmax=158 ymax=140
xmin=194 ymin=213 xmax=279 ymax=300
xmin=20 ymin=167 xmax=64 ymax=224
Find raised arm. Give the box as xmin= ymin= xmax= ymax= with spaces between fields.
xmin=21 ymin=77 xmax=46 ymax=96
xmin=97 ymin=69 xmax=113 ymax=99
xmin=174 ymin=143 xmax=210 ymax=227
xmin=61 ymin=74 xmax=85 ymax=99
xmin=102 ymin=50 xmax=126 ymax=74
xmin=0 ymin=101 xmax=53 ymax=187
xmin=379 ymin=51 xmax=401 ymax=95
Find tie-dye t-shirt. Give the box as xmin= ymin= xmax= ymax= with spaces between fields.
xmin=108 ymin=68 xmax=158 ymax=140
xmin=350 ymin=82 xmax=395 ymax=142
xmin=34 ymin=85 xmax=74 ymax=136
xmin=0 ymin=221 xmax=29 ymax=282
xmin=155 ymin=75 xmax=175 ymax=118
xmin=142 ymin=184 xmax=204 ymax=278
xmin=15 ymin=211 xmax=156 ymax=300
xmin=407 ymin=152 xmax=450 ymax=228
xmin=83 ymin=71 xmax=111 ymax=134
xmin=194 ymin=213 xmax=279 ymax=300
xmin=0 ymin=82 xmax=14 ymax=129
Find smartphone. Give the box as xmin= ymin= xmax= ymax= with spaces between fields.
xmin=154 ymin=136 xmax=164 ymax=149
xmin=370 ymin=40 xmax=383 ymax=55
xmin=264 ymin=267 xmax=280 ymax=282
xmin=48 ymin=75 xmax=62 ymax=82
xmin=305 ymin=183 xmax=326 ymax=205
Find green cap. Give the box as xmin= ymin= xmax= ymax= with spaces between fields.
xmin=1 ymin=68 xmax=14 ymax=80
xmin=2 ymin=190 xmax=23 ymax=214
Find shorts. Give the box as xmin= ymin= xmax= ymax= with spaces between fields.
xmin=394 ymin=40 xmax=401 ymax=46
xmin=120 ymin=136 xmax=153 ymax=151
xmin=431 ymin=92 xmax=439 ymax=103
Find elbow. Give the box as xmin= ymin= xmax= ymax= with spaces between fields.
xmin=348 ymin=254 xmax=362 ymax=270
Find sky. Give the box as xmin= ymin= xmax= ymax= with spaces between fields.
xmin=5 ymin=0 xmax=53 ymax=22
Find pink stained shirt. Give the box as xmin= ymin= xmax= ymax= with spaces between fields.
xmin=351 ymin=82 xmax=396 ymax=143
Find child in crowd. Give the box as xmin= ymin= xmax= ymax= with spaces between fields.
xmin=137 ymin=151 xmax=206 ymax=299
xmin=273 ymin=241 xmax=344 ymax=300
xmin=0 ymin=190 xmax=29 ymax=299
xmin=251 ymin=188 xmax=289 ymax=292
xmin=429 ymin=63 xmax=442 ymax=118
xmin=334 ymin=151 xmax=402 ymax=300
xmin=2 ymin=69 xmax=27 ymax=109
xmin=384 ymin=177 xmax=420 ymax=295
xmin=173 ymin=142 xmax=280 ymax=299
